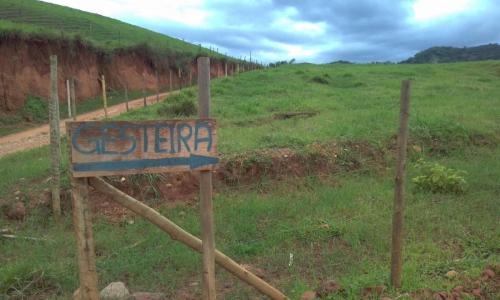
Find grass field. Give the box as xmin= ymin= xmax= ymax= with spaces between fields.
xmin=0 ymin=61 xmax=499 ymax=299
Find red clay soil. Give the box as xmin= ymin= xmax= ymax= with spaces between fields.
xmin=0 ymin=91 xmax=170 ymax=158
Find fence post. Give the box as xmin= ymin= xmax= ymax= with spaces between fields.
xmin=70 ymin=78 xmax=76 ymax=120
xmin=198 ymin=57 xmax=216 ymax=300
xmin=143 ymin=74 xmax=147 ymax=107
xmin=124 ymin=84 xmax=129 ymax=112
xmin=49 ymin=55 xmax=61 ymax=218
xmin=101 ymin=74 xmax=108 ymax=118
xmin=224 ymin=62 xmax=228 ymax=77
xmin=390 ymin=80 xmax=412 ymax=288
xmin=169 ymin=69 xmax=173 ymax=92
xmin=66 ymin=79 xmax=71 ymax=118
xmin=178 ymin=68 xmax=182 ymax=90
xmin=156 ymin=70 xmax=160 ymax=103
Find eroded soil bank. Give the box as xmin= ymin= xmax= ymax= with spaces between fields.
xmin=0 ymin=36 xmax=239 ymax=112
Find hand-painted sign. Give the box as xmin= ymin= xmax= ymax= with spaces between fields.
xmin=67 ymin=120 xmax=218 ymax=177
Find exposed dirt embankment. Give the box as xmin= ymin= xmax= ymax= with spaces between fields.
xmin=0 ymin=36 xmax=236 ymax=112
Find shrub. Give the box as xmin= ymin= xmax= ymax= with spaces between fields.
xmin=412 ymin=160 xmax=467 ymax=194
xmin=157 ymin=92 xmax=196 ymax=117
xmin=311 ymin=75 xmax=329 ymax=84
xmin=21 ymin=96 xmax=48 ymax=122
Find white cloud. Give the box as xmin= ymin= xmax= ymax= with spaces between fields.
xmin=412 ymin=0 xmax=476 ymax=21
xmin=44 ymin=0 xmax=210 ymax=26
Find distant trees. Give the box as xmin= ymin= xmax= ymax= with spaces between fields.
xmin=269 ymin=58 xmax=295 ymax=68
xmin=401 ymin=44 xmax=500 ymax=63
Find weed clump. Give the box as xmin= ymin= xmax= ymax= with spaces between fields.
xmin=412 ymin=159 xmax=467 ymax=194
xmin=21 ymin=96 xmax=48 ymax=122
xmin=157 ymin=91 xmax=196 ymax=117
xmin=311 ymin=75 xmax=330 ymax=84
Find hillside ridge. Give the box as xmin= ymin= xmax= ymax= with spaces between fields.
xmin=402 ymin=43 xmax=500 ymax=63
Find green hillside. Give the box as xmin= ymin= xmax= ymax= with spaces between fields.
xmin=1 ymin=61 xmax=499 ymax=298
xmin=0 ymin=0 xmax=223 ymax=59
xmin=402 ymin=44 xmax=500 ymax=64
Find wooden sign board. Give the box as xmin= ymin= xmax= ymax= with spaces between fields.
xmin=67 ymin=120 xmax=218 ymax=177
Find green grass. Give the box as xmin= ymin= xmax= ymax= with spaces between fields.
xmin=119 ymin=61 xmax=500 ymax=153
xmin=0 ymin=0 xmax=225 ymax=60
xmin=1 ymin=61 xmax=499 ymax=298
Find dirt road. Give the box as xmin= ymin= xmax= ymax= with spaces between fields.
xmin=0 ymin=92 xmax=172 ymax=158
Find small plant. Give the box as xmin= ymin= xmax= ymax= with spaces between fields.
xmin=311 ymin=75 xmax=329 ymax=84
xmin=412 ymin=160 xmax=467 ymax=194
xmin=157 ymin=92 xmax=196 ymax=117
xmin=21 ymin=96 xmax=48 ymax=122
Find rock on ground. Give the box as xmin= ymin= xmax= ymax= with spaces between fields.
xmin=100 ymin=282 xmax=130 ymax=300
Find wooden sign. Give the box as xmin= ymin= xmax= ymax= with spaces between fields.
xmin=67 ymin=120 xmax=218 ymax=177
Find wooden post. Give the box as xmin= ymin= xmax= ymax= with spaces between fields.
xmin=49 ymin=55 xmax=61 ymax=218
xmin=236 ymin=63 xmax=240 ymax=74
xmin=169 ymin=69 xmax=173 ymax=92
xmin=189 ymin=70 xmax=193 ymax=86
xmin=155 ymin=70 xmax=160 ymax=103
xmin=70 ymin=78 xmax=76 ymax=120
xmin=390 ymin=80 xmax=412 ymax=288
xmin=224 ymin=62 xmax=228 ymax=77
xmin=66 ymin=79 xmax=71 ymax=118
xmin=198 ymin=57 xmax=216 ymax=300
xmin=101 ymin=74 xmax=108 ymax=118
xmin=142 ymin=74 xmax=147 ymax=107
xmin=89 ymin=177 xmax=289 ymax=300
xmin=72 ymin=178 xmax=99 ymax=299
xmin=124 ymin=85 xmax=129 ymax=112
xmin=178 ymin=68 xmax=182 ymax=90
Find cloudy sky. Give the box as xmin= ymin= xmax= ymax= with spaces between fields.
xmin=44 ymin=0 xmax=500 ymax=63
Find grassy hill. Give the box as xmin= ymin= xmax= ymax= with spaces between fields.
xmin=0 ymin=0 xmax=224 ymax=59
xmin=1 ymin=61 xmax=499 ymax=298
xmin=402 ymin=44 xmax=500 ymax=64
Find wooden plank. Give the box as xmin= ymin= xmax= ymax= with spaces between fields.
xmin=390 ymin=80 xmax=412 ymax=288
xmin=49 ymin=55 xmax=61 ymax=218
xmin=198 ymin=56 xmax=216 ymax=300
xmin=89 ymin=177 xmax=289 ymax=300
xmin=67 ymin=119 xmax=218 ymax=177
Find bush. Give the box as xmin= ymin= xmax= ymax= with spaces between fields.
xmin=157 ymin=92 xmax=196 ymax=117
xmin=311 ymin=75 xmax=329 ymax=84
xmin=21 ymin=96 xmax=48 ymax=122
xmin=412 ymin=160 xmax=467 ymax=194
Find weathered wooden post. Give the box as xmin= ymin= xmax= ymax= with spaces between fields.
xmin=224 ymin=62 xmax=228 ymax=77
xmin=156 ymin=69 xmax=160 ymax=103
xmin=143 ymin=74 xmax=147 ymax=107
xmin=66 ymin=79 xmax=72 ymax=118
xmin=198 ymin=57 xmax=216 ymax=300
xmin=49 ymin=55 xmax=61 ymax=218
xmin=390 ymin=80 xmax=412 ymax=288
xmin=101 ymin=74 xmax=108 ymax=118
xmin=178 ymin=67 xmax=182 ymax=90
xmin=70 ymin=78 xmax=76 ymax=120
xmin=124 ymin=84 xmax=129 ymax=112
xmin=71 ymin=176 xmax=99 ymax=300
xmin=169 ymin=69 xmax=173 ymax=92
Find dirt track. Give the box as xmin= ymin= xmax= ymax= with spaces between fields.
xmin=0 ymin=92 xmax=172 ymax=158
